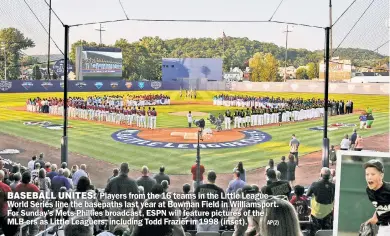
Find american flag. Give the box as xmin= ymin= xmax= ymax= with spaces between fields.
xmin=223 ymin=31 xmax=226 ymax=38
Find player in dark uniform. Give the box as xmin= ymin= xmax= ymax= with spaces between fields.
xmin=278 ymin=108 xmax=283 ymax=126
xmin=364 ymin=159 xmax=390 ymax=236
xmin=251 ymin=106 xmax=257 ymax=127
xmin=224 ymin=110 xmax=232 ymax=130
xmin=245 ymin=108 xmax=251 ymax=128
xmin=240 ymin=109 xmax=246 ymax=128
xmin=234 ymin=110 xmax=240 ymax=129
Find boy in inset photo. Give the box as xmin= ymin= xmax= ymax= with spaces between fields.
xmin=363 ymin=159 xmax=390 ymax=236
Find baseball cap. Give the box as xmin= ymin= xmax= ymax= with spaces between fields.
xmin=363 ymin=159 xmax=384 ymax=173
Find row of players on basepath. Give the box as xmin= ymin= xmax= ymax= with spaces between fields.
xmin=27 ymin=102 xmax=325 ymax=130
xmin=189 ymin=105 xmax=325 ymax=130
xmin=29 ymin=104 xmax=159 ymax=129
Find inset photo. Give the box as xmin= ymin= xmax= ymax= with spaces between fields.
xmin=334 ymin=151 xmax=390 ymax=236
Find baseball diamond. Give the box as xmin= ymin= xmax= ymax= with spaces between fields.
xmin=1 ymin=1 xmax=390 ymax=235
xmin=0 ymin=90 xmax=388 ymax=176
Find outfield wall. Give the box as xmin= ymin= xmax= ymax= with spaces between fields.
xmin=230 ymin=81 xmax=390 ymax=95
xmin=0 ymin=80 xmax=388 ymax=95
xmin=0 ymin=79 xmax=230 ymax=93
xmin=0 ymin=80 xmax=177 ymax=92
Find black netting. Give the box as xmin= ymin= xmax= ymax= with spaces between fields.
xmin=331 ymin=0 xmax=389 ymax=73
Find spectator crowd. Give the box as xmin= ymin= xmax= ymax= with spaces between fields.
xmin=0 ymin=141 xmax=338 ymax=236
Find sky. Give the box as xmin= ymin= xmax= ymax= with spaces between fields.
xmin=0 ymin=0 xmax=388 ymax=56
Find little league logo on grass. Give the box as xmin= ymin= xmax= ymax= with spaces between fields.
xmin=309 ymin=123 xmax=356 ymax=131
xmin=112 ymin=129 xmax=272 ymax=149
xmin=0 ymin=81 xmax=12 ymax=91
xmin=309 ymin=123 xmax=357 ymax=132
xmin=23 ymin=121 xmax=72 ymax=130
xmin=43 ymin=124 xmax=73 ymax=130
xmin=23 ymin=121 xmax=52 ymax=126
xmin=308 ymin=126 xmax=339 ymax=131
xmin=329 ymin=123 xmax=356 ymax=128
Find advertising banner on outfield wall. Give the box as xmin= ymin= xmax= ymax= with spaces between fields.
xmin=0 ymin=80 xmax=231 ymax=93
xmin=0 ymin=80 xmax=186 ymax=93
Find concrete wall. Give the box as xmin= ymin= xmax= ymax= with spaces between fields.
xmin=230 ymin=81 xmax=390 ymax=95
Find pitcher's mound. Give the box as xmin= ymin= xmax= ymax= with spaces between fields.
xmin=169 ymin=111 xmax=209 ymax=117
xmin=138 ymin=128 xmax=245 ymax=143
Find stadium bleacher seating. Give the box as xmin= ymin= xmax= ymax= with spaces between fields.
xmin=0 ymin=155 xmax=333 ymax=236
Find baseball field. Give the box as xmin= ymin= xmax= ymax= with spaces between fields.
xmin=0 ymin=91 xmax=388 ymax=181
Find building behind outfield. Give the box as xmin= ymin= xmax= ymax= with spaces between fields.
xmin=162 ymin=58 xmax=223 ymax=89
xmin=319 ymin=57 xmax=352 ymax=81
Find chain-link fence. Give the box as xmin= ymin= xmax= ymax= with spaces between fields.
xmin=330 ymin=0 xmax=389 ymax=80
xmin=0 ymin=0 xmax=64 ymax=80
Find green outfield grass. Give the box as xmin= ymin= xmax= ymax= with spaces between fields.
xmin=0 ymin=91 xmax=388 ymax=174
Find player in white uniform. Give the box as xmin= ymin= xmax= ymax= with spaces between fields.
xmin=234 ymin=110 xmax=240 ymax=129
xmin=264 ymin=108 xmax=270 ymax=125
xmin=147 ymin=107 xmax=152 ymax=129
xmin=150 ymin=107 xmax=157 ymax=129
xmin=250 ymin=108 xmax=256 ymax=127
xmin=140 ymin=107 xmax=146 ymax=128
xmin=129 ymin=107 xmax=136 ymax=126
xmin=224 ymin=110 xmax=232 ymax=130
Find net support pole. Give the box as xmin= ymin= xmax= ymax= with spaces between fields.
xmin=322 ymin=27 xmax=331 ymax=168
xmin=61 ymin=25 xmax=69 ymax=165
xmin=47 ymin=0 xmax=52 ymax=80
xmin=196 ymin=130 xmax=201 ymax=188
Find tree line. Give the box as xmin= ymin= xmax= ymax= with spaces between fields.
xmin=0 ymin=27 xmax=387 ymax=80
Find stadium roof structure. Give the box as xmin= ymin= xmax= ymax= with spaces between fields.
xmin=0 ymin=0 xmax=388 ymax=62
xmin=45 ymin=0 xmax=331 ymax=28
